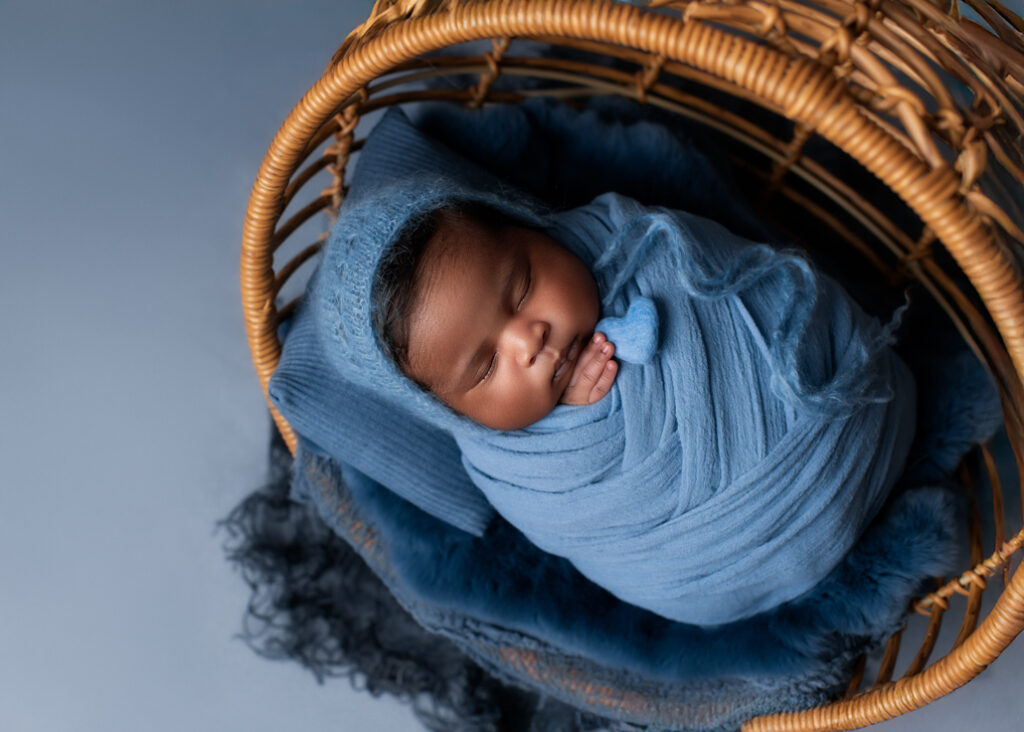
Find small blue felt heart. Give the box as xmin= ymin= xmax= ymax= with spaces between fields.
xmin=595 ymin=296 xmax=659 ymax=364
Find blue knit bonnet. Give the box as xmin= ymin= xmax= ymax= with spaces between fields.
xmin=307 ymin=110 xmax=567 ymax=441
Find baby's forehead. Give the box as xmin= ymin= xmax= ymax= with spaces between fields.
xmin=418 ymin=209 xmax=501 ymax=281
xmin=416 ymin=208 xmax=504 ymax=272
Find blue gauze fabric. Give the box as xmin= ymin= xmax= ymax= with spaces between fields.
xmin=299 ymin=145 xmax=916 ymax=623
xmin=458 ymin=193 xmax=916 ymax=624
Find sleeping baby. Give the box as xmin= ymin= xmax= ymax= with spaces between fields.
xmin=374 ymin=202 xmax=618 ymax=431
xmin=306 ymin=166 xmax=917 ymax=626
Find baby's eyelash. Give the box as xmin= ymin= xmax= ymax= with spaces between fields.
xmin=516 ymin=267 xmax=532 ymax=310
xmin=478 ymin=353 xmax=497 ymax=385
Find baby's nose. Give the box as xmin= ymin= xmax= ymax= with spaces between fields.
xmin=509 ymin=319 xmax=549 ymax=367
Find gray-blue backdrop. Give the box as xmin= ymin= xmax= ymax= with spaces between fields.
xmin=2 ymin=1 xmax=1022 ymax=730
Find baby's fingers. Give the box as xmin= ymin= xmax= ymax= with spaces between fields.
xmin=589 ymin=357 xmax=617 ymax=403
xmin=564 ymin=334 xmax=617 ymax=405
xmin=567 ymin=334 xmax=612 ymax=389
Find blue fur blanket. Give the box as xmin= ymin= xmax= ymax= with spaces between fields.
xmin=269 ymin=102 xmax=1001 ymax=729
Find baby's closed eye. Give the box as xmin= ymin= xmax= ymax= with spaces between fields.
xmin=516 ymin=264 xmax=531 ymax=310
xmin=477 ymin=353 xmax=498 ymax=385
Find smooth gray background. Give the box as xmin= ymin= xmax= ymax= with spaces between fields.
xmin=2 ymin=1 xmax=1022 ymax=730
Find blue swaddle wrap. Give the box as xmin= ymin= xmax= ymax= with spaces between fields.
xmin=458 ymin=193 xmax=916 ymax=624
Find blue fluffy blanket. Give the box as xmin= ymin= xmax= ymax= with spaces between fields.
xmin=269 ymin=101 xmax=1001 ymax=729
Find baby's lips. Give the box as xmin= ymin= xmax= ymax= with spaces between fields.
xmin=552 ymin=335 xmax=580 ymax=383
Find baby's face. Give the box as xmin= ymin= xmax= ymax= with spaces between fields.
xmin=403 ymin=212 xmax=600 ymax=430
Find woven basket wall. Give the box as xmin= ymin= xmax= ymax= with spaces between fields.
xmin=241 ymin=1 xmax=1024 ymax=728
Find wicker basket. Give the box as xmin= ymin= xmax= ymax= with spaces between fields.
xmin=241 ymin=1 xmax=1024 ymax=728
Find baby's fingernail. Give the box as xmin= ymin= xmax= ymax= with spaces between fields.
xmin=592 ymin=333 xmax=603 ymax=344
xmin=601 ymin=343 xmax=613 ymax=355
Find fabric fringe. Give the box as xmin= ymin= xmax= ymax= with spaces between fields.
xmin=220 ymin=430 xmax=622 ymax=732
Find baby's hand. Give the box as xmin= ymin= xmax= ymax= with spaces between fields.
xmin=560 ymin=333 xmax=618 ymax=406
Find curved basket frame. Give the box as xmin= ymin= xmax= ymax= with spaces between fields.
xmin=241 ymin=1 xmax=1024 ymax=728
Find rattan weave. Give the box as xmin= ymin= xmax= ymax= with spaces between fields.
xmin=241 ymin=1 xmax=1024 ymax=728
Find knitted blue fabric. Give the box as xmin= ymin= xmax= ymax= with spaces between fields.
xmin=268 ymin=110 xmax=519 ymax=536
